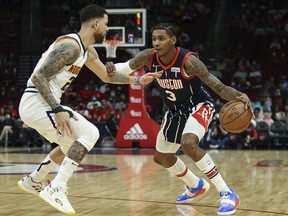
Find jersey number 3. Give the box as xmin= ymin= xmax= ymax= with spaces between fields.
xmin=165 ymin=90 xmax=176 ymax=101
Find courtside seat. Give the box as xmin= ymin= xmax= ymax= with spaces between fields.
xmin=255 ymin=121 xmax=271 ymax=149
xmin=270 ymin=121 xmax=287 ymax=149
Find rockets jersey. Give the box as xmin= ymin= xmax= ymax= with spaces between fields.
xmin=27 ymin=33 xmax=88 ymax=103
xmin=149 ymin=47 xmax=213 ymax=113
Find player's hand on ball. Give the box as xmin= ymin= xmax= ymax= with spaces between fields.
xmin=236 ymin=93 xmax=255 ymax=118
xmin=139 ymin=70 xmax=163 ymax=85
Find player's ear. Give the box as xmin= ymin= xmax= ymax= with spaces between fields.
xmin=171 ymin=36 xmax=177 ymax=45
xmin=91 ymin=20 xmax=98 ymax=29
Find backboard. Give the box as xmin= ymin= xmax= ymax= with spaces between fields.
xmin=93 ymin=8 xmax=147 ymax=48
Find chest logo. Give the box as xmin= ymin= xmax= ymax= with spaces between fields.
xmin=68 ymin=65 xmax=81 ymax=75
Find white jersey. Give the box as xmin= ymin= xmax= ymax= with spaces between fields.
xmin=27 ymin=33 xmax=88 ymax=103
xmin=20 ymin=33 xmax=99 ymax=154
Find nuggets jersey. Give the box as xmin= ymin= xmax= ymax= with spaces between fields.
xmin=149 ymin=47 xmax=213 ymax=112
xmin=27 ymin=33 xmax=88 ymax=103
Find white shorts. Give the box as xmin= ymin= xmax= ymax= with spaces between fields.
xmin=156 ymin=102 xmax=214 ymax=153
xmin=19 ymin=92 xmax=99 ymax=154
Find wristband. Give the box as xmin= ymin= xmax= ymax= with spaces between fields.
xmin=114 ymin=61 xmax=134 ymax=75
xmin=135 ymin=77 xmax=141 ymax=85
xmin=52 ymin=105 xmax=73 ymax=118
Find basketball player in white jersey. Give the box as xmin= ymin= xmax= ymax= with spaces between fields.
xmin=17 ymin=4 xmax=162 ymax=215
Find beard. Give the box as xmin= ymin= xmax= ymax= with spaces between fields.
xmin=94 ymin=33 xmax=106 ymax=43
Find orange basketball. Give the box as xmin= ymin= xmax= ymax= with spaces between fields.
xmin=219 ymin=100 xmax=253 ymax=133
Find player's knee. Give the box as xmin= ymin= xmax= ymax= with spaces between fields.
xmin=153 ymin=154 xmax=163 ymax=166
xmin=181 ymin=135 xmax=200 ymax=155
xmin=153 ymin=153 xmax=175 ymax=168
xmin=78 ymin=126 xmax=99 ymax=151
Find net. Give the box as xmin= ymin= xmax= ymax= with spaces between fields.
xmin=103 ymin=40 xmax=119 ymax=59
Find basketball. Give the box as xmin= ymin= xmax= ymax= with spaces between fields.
xmin=219 ymin=100 xmax=253 ymax=133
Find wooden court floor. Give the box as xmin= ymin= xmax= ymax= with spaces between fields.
xmin=0 ymin=147 xmax=288 ymax=216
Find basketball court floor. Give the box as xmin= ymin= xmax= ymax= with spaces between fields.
xmin=0 ymin=147 xmax=287 ymax=216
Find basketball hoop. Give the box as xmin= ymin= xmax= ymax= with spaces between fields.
xmin=103 ymin=40 xmax=119 ymax=60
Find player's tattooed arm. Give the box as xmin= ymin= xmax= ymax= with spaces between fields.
xmin=185 ymin=55 xmax=242 ymax=101
xmin=67 ymin=140 xmax=88 ymax=163
xmin=107 ymin=48 xmax=155 ymax=83
xmin=129 ymin=48 xmax=153 ymax=70
xmin=31 ymin=42 xmax=80 ymax=108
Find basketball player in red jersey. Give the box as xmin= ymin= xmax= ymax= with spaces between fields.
xmin=106 ymin=23 xmax=254 ymax=215
xmin=17 ymin=4 xmax=162 ymax=215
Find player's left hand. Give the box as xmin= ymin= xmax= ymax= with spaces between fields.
xmin=105 ymin=61 xmax=115 ymax=77
xmin=139 ymin=70 xmax=163 ymax=85
xmin=55 ymin=112 xmax=78 ymax=136
xmin=236 ymin=93 xmax=255 ymax=118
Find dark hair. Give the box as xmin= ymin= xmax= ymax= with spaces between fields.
xmin=151 ymin=23 xmax=177 ymax=37
xmin=80 ymin=4 xmax=108 ymax=23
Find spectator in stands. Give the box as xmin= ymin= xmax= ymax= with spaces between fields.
xmin=207 ymin=114 xmax=229 ymax=149
xmin=0 ymin=107 xmax=6 ymax=122
xmin=240 ymin=120 xmax=258 ymax=149
xmin=76 ymin=103 xmax=89 ymax=119
xmin=233 ymin=65 xmax=248 ymax=81
xmin=262 ymin=109 xmax=274 ymax=129
xmin=252 ymin=92 xmax=272 ymax=114
xmin=178 ymin=31 xmax=191 ymax=48
xmin=21 ymin=123 xmax=42 ymax=147
xmin=236 ymin=77 xmax=252 ymax=95
xmin=79 ymin=84 xmax=93 ymax=101
xmin=253 ymin=107 xmax=264 ymax=122
xmin=0 ymin=112 xmax=18 ymax=146
xmin=105 ymin=111 xmax=118 ymax=139
xmin=216 ymin=57 xmax=227 ymax=74
xmin=269 ymin=38 xmax=281 ymax=51
xmin=86 ymin=95 xmax=99 ymax=110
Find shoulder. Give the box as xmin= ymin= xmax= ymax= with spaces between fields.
xmin=48 ymin=37 xmax=81 ymax=64
xmin=131 ymin=48 xmax=154 ymax=67
xmin=54 ymin=36 xmax=81 ymax=53
xmin=137 ymin=48 xmax=154 ymax=59
xmin=185 ymin=53 xmax=200 ymax=64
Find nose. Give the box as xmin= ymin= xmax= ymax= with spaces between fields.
xmin=153 ymin=40 xmax=159 ymax=47
xmin=153 ymin=43 xmax=160 ymax=48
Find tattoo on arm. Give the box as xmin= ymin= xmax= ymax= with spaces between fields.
xmin=129 ymin=49 xmax=152 ymax=70
xmin=185 ymin=55 xmax=207 ymax=77
xmin=67 ymin=140 xmax=88 ymax=163
xmin=31 ymin=42 xmax=80 ymax=108
xmin=109 ymin=72 xmax=130 ymax=83
xmin=106 ymin=49 xmax=152 ymax=84
xmin=186 ymin=55 xmax=242 ymax=101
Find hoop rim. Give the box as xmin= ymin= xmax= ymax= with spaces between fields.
xmin=103 ymin=39 xmax=120 ymax=46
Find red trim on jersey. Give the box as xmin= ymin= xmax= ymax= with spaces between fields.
xmin=180 ymin=52 xmax=196 ymax=80
xmin=148 ymin=49 xmax=156 ymax=71
xmin=176 ymin=166 xmax=188 ymax=177
xmin=180 ymin=52 xmax=200 ymax=80
xmin=156 ymin=47 xmax=181 ymax=70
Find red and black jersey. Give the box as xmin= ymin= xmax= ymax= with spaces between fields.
xmin=149 ymin=47 xmax=213 ymax=113
xmin=148 ymin=47 xmax=215 ymax=143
